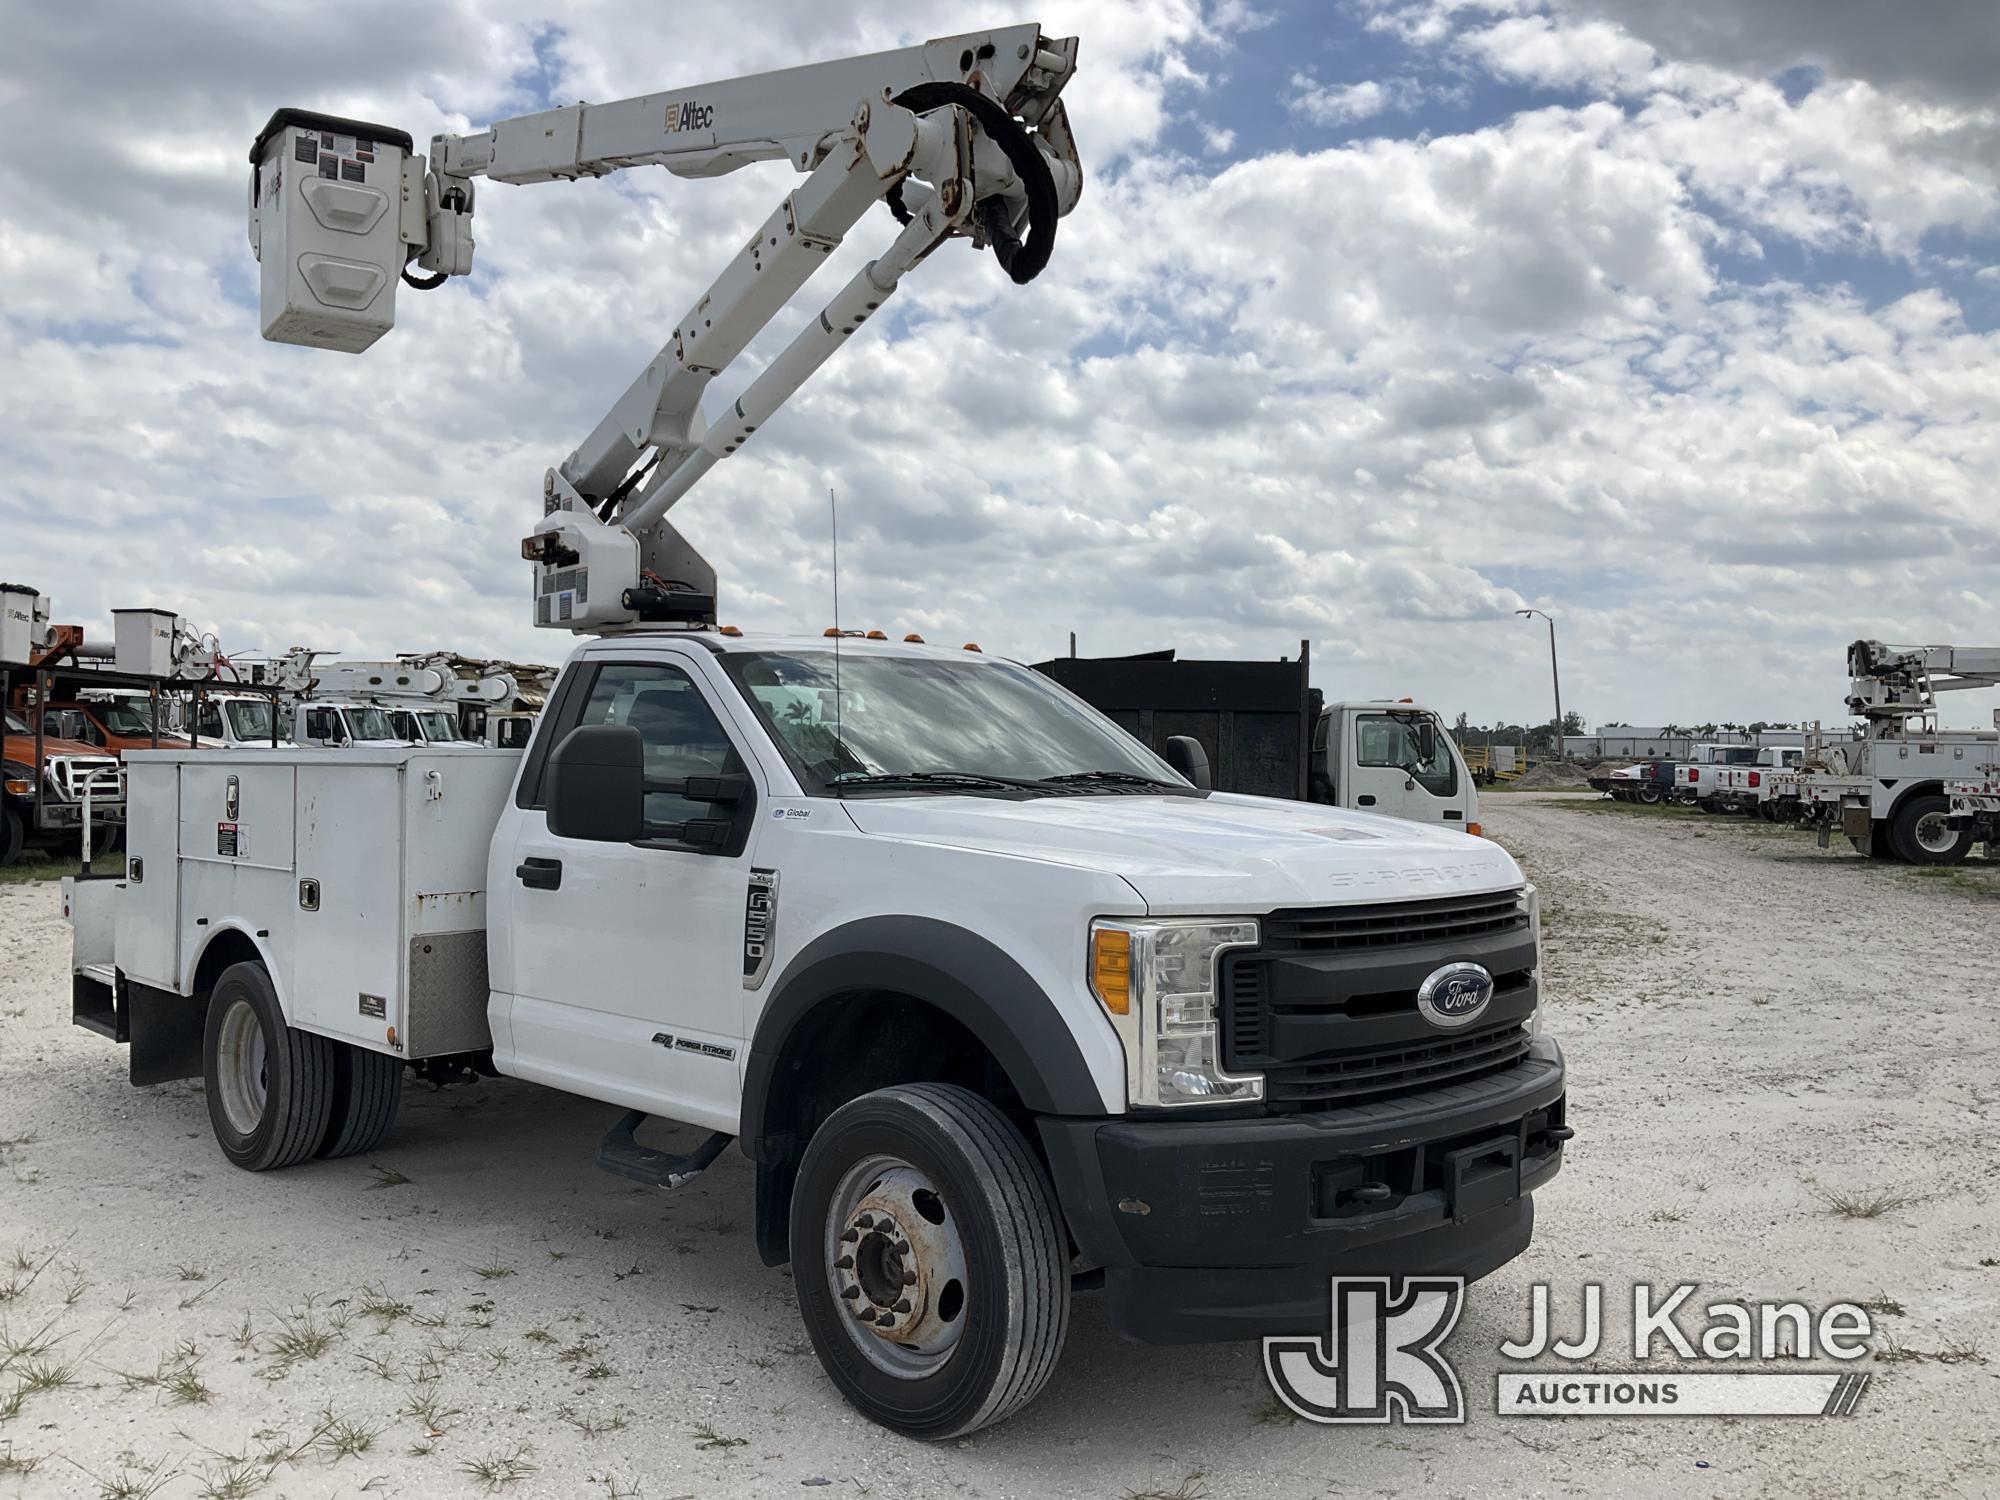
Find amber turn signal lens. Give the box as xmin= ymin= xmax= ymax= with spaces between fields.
xmin=1467 ymin=822 xmax=1484 ymax=837
xmin=1090 ymin=927 xmax=1132 ymax=1016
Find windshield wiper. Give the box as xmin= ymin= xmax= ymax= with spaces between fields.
xmin=1038 ymin=769 xmax=1187 ymax=790
xmin=829 ymin=770 xmax=1046 ymax=794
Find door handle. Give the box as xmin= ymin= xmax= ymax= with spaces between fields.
xmin=1357 ymin=794 xmax=1377 ymax=806
xmin=516 ymin=857 xmax=562 ymax=890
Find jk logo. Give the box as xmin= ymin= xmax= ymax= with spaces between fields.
xmin=1263 ymin=1277 xmax=1467 ymax=1424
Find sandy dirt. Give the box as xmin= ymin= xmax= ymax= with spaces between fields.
xmin=1 ymin=796 xmax=1997 ymax=1498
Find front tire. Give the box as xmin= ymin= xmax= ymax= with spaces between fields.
xmin=790 ymin=1083 xmax=1070 ymax=1440
xmin=0 ymin=806 xmax=23 ymax=868
xmin=1890 ymin=793 xmax=1973 ymax=865
xmin=202 ymin=961 xmax=335 ymax=1171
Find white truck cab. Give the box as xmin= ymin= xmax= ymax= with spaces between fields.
xmin=1312 ymin=700 xmax=1481 ymax=832
xmin=292 ymin=699 xmax=409 ymax=749
xmin=192 ymin=693 xmax=296 ymax=748
xmin=67 ymin=629 xmax=1566 ymax=1438
xmin=385 ymin=704 xmax=467 ymax=745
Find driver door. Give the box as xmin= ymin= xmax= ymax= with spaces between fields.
xmin=500 ymin=656 xmax=763 ymax=1132
xmin=1345 ymin=711 xmax=1461 ymax=824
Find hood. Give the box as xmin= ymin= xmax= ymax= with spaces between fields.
xmin=4 ymin=731 xmax=111 ymax=762
xmin=839 ymin=791 xmax=1521 ymax=912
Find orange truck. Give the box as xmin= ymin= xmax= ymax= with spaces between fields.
xmin=2 ymin=706 xmax=125 ymax=866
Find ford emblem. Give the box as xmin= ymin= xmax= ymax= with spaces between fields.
xmin=1416 ymin=962 xmax=1494 ymax=1029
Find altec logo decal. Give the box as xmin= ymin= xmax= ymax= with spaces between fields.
xmin=665 ymin=99 xmax=715 ymax=134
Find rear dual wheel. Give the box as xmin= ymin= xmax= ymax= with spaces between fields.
xmin=203 ymin=961 xmax=402 ymax=1171
xmin=1890 ymin=794 xmax=1973 ymax=866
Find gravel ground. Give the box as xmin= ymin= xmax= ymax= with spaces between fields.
xmin=1 ymin=795 xmax=1997 ymax=1498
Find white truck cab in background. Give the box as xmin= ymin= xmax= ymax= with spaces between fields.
xmin=1313 ymin=699 xmax=1481 ymax=832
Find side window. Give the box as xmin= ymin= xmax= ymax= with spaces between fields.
xmin=571 ymin=664 xmax=740 ymax=833
xmin=196 ymin=703 xmax=224 ymax=739
xmin=1355 ymin=714 xmax=1457 ymax=798
xmin=305 ymin=707 xmax=340 ymax=741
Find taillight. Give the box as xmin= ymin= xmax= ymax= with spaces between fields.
xmin=1689 ymin=769 xmax=1699 ymax=782
xmin=1748 ymin=771 xmax=1761 ymax=788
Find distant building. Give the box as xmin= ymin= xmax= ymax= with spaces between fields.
xmin=1562 ymin=726 xmax=1807 ymax=761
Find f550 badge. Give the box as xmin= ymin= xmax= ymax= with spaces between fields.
xmin=742 ymin=868 xmax=778 ymax=989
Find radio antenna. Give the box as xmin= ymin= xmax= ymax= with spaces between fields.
xmin=829 ymin=485 xmax=843 ymax=761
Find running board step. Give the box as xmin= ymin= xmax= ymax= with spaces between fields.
xmin=595 ymin=1111 xmax=732 ymax=1190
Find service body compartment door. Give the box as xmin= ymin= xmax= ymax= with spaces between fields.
xmin=293 ymin=761 xmax=404 ymax=1048
xmin=116 ymin=758 xmax=183 ymax=989
xmin=399 ymin=752 xmax=519 ymax=1057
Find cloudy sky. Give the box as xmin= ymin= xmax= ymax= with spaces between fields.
xmin=6 ymin=0 xmax=1999 ymax=729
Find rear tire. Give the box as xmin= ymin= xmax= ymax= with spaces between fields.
xmin=202 ymin=961 xmax=335 ymax=1171
xmin=1636 ymin=786 xmax=1662 ymax=806
xmin=1889 ymin=793 xmax=1972 ymax=865
xmin=0 ymin=807 xmax=23 ymax=868
xmin=790 ymin=1083 xmax=1070 ymax=1440
xmin=317 ymin=1044 xmax=404 ymax=1158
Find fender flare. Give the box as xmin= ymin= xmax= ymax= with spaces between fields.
xmin=180 ymin=920 xmax=287 ymax=1010
xmin=741 ymin=914 xmax=1109 ymax=1164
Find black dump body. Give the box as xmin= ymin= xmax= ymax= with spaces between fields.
xmin=1033 ymin=645 xmax=1319 ymax=800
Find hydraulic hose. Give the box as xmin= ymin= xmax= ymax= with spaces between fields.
xmin=890 ymin=82 xmax=1059 ymax=285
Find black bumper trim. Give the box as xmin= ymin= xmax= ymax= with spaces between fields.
xmin=1104 ymin=1199 xmax=1534 ymax=1344
xmin=1037 ymin=1040 xmax=1565 ymax=1342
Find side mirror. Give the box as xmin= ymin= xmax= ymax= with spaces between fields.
xmin=1417 ymin=719 xmax=1438 ymax=765
xmin=547 ymin=724 xmax=646 ymax=842
xmin=1163 ymin=735 xmax=1211 ymax=792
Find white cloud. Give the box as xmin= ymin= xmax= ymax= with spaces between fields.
xmin=1286 ymin=74 xmax=1429 ymax=127
xmin=4 ymin=0 xmax=2000 ymax=734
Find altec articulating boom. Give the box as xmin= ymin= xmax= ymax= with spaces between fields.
xmin=248 ymin=25 xmax=1081 ymax=633
xmin=72 ymin=28 xmax=1568 ymax=1438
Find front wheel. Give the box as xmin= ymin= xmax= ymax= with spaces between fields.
xmin=790 ymin=1083 xmax=1070 ymax=1440
xmin=203 ymin=961 xmax=336 ymax=1171
xmin=0 ymin=806 xmax=23 ymax=868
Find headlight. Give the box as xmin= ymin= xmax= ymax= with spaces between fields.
xmin=1089 ymin=918 xmax=1261 ymax=1107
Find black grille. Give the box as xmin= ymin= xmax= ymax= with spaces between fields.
xmin=1262 ymin=1023 xmax=1532 ymax=1106
xmin=1226 ymin=888 xmax=1536 ymax=1112
xmin=1263 ymin=890 xmax=1527 ymax=951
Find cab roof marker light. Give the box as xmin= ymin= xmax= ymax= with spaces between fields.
xmin=963 ymin=642 xmax=982 ymax=652
xmin=903 ymin=633 xmax=925 ymax=643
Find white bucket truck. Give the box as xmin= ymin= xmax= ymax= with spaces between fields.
xmin=68 ymin=28 xmax=1564 ymax=1438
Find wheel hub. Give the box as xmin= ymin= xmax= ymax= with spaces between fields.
xmin=1915 ymin=811 xmax=1956 ymax=853
xmin=826 ymin=1158 xmax=968 ymax=1377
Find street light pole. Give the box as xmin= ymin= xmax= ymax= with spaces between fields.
xmin=1517 ymin=608 xmax=1564 ymax=762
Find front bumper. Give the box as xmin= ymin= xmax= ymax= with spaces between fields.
xmin=1038 ymin=1039 xmax=1566 ymax=1344
xmin=36 ymin=801 xmax=126 ymax=831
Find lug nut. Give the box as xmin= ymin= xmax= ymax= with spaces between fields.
xmin=856 ymin=1213 xmax=875 ymax=1229
xmin=902 ymin=1269 xmax=918 ymax=1286
xmin=840 ymin=1284 xmax=860 ymax=1300
xmin=840 ymin=1226 xmax=859 ymax=1243
xmin=834 ymin=1254 xmax=854 ymax=1270
xmin=893 ymin=1299 xmax=912 ymax=1314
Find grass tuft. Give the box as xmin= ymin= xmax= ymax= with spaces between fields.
xmin=689 ymin=1422 xmax=745 ymax=1451
xmin=1813 ymin=1184 xmax=1915 ymax=1220
xmin=460 ymin=1444 xmax=537 ymax=1489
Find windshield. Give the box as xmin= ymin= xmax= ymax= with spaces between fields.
xmin=94 ymin=700 xmax=155 ymax=736
xmin=224 ymin=700 xmax=275 ymax=740
xmin=419 ymin=710 xmax=462 ymax=742
xmin=344 ymin=706 xmax=399 ymax=741
xmin=723 ymin=650 xmax=1183 ymax=792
